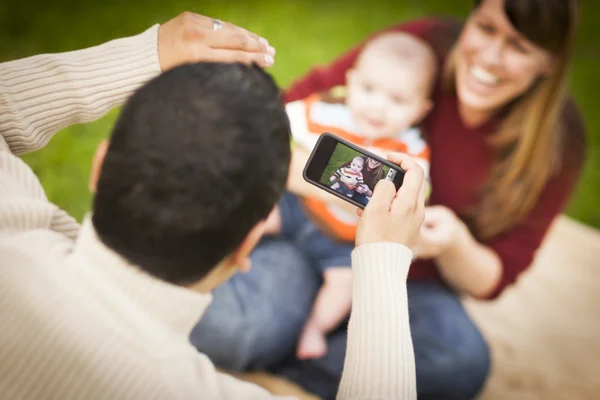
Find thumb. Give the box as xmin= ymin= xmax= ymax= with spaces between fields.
xmin=366 ymin=180 xmax=396 ymax=213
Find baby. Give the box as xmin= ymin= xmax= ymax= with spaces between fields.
xmin=330 ymin=156 xmax=365 ymax=198
xmin=267 ymin=31 xmax=437 ymax=360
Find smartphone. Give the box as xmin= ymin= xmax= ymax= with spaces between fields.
xmin=303 ymin=132 xmax=405 ymax=209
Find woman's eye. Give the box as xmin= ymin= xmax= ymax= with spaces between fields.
xmin=477 ymin=22 xmax=495 ymax=34
xmin=511 ymin=40 xmax=529 ymax=54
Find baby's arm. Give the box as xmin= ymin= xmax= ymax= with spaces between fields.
xmin=297 ymin=267 xmax=353 ymax=360
xmin=331 ymin=167 xmax=344 ymax=182
xmin=357 ymin=173 xmax=364 ymax=186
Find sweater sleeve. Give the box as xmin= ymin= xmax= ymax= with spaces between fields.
xmin=338 ymin=243 xmax=416 ymax=400
xmin=283 ymin=18 xmax=443 ymax=104
xmin=0 ymin=25 xmax=161 ymax=238
xmin=0 ymin=25 xmax=161 ymax=156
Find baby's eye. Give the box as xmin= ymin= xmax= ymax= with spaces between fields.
xmin=362 ymin=83 xmax=374 ymax=93
xmin=391 ymin=96 xmax=404 ymax=105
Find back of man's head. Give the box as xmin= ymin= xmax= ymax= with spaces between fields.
xmin=93 ymin=62 xmax=290 ymax=285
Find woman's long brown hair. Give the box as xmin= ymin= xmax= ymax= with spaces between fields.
xmin=444 ymin=0 xmax=580 ymax=239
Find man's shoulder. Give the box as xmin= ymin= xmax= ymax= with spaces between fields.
xmin=0 ymin=240 xmax=189 ymax=396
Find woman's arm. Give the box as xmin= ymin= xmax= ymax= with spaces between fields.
xmin=431 ymin=212 xmax=503 ymax=298
xmin=419 ymin=155 xmax=584 ymax=299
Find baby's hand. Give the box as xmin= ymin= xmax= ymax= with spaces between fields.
xmin=330 ymin=175 xmax=336 ymax=182
xmin=263 ymin=206 xmax=281 ymax=235
xmin=297 ymin=324 xmax=328 ymax=360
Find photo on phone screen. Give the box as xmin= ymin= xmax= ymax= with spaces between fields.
xmin=303 ymin=133 xmax=405 ymax=209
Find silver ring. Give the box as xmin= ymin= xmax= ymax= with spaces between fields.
xmin=212 ymin=18 xmax=223 ymax=31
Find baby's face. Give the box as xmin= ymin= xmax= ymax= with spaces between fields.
xmin=346 ymin=54 xmax=432 ymax=140
xmin=350 ymin=158 xmax=364 ymax=173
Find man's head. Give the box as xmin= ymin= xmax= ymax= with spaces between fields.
xmin=91 ymin=62 xmax=290 ymax=290
xmin=346 ymin=32 xmax=437 ymax=140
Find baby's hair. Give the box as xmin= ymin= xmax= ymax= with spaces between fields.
xmin=356 ymin=31 xmax=438 ymax=95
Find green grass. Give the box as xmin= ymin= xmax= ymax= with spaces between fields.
xmin=1 ymin=0 xmax=598 ymax=228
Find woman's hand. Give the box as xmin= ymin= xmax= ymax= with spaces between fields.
xmin=413 ymin=205 xmax=503 ymax=298
xmin=356 ymin=153 xmax=425 ymax=248
xmin=158 ymin=12 xmax=276 ymax=71
xmin=412 ymin=206 xmax=465 ymax=259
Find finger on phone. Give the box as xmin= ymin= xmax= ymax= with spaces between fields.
xmin=390 ymin=164 xmax=424 ymax=216
xmin=386 ymin=152 xmax=423 ymax=173
xmin=356 ymin=208 xmax=364 ymax=217
xmin=417 ymin=179 xmax=427 ymax=210
xmin=396 ymin=159 xmax=424 ymax=198
xmin=366 ymin=180 xmax=396 ymax=212
xmin=204 ymin=30 xmax=268 ymax=53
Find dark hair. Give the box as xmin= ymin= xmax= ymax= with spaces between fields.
xmin=92 ymin=62 xmax=291 ymax=285
xmin=475 ymin=0 xmax=572 ymax=53
xmin=362 ymin=158 xmax=386 ymax=190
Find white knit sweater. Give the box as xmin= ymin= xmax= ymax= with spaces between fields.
xmin=0 ymin=24 xmax=416 ymax=400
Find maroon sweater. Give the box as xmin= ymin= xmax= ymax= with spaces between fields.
xmin=284 ymin=18 xmax=586 ymax=299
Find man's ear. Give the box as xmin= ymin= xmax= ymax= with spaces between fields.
xmin=230 ymin=220 xmax=267 ymax=273
xmin=89 ymin=139 xmax=109 ymax=193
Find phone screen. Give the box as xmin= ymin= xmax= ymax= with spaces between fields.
xmin=304 ymin=133 xmax=405 ymax=208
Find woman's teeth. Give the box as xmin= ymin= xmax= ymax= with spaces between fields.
xmin=470 ymin=65 xmax=499 ymax=86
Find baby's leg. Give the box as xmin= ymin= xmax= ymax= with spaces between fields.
xmin=292 ymin=212 xmax=355 ymax=360
xmin=297 ymin=267 xmax=353 ymax=360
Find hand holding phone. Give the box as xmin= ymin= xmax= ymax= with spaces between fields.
xmin=356 ymin=152 xmax=426 ymax=248
xmin=303 ymin=133 xmax=406 ymax=209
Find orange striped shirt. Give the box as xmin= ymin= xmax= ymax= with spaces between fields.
xmin=287 ymin=92 xmax=430 ymax=242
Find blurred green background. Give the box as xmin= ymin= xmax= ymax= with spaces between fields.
xmin=1 ymin=0 xmax=598 ymax=228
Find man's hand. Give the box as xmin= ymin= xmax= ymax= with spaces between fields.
xmin=356 ymin=153 xmax=425 ymax=248
xmin=158 ymin=12 xmax=276 ymax=71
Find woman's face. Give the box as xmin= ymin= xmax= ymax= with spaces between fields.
xmin=455 ymin=0 xmax=554 ymax=115
xmin=367 ymin=158 xmax=382 ymax=170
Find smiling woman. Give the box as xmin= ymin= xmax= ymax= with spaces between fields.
xmin=239 ymin=0 xmax=585 ymax=398
xmin=448 ymin=0 xmax=580 ymax=240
